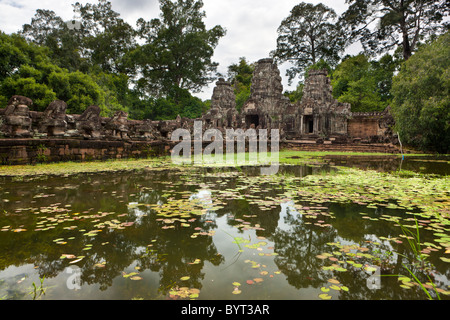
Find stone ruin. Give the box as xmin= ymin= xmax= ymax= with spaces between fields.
xmin=2 ymin=95 xmax=33 ymax=138
xmin=202 ymin=77 xmax=238 ymax=130
xmin=206 ymin=59 xmax=392 ymax=144
xmin=0 ymin=57 xmax=398 ymax=164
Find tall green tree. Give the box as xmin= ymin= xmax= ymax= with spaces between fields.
xmin=130 ymin=0 xmax=226 ymax=102
xmin=22 ymin=1 xmax=136 ymax=74
xmin=21 ymin=9 xmax=87 ymax=72
xmin=0 ymin=32 xmax=124 ymax=115
xmin=271 ymin=2 xmax=346 ymax=84
xmin=331 ymin=54 xmax=398 ymax=112
xmin=72 ymin=0 xmax=136 ymax=74
xmin=227 ymin=57 xmax=254 ymax=111
xmin=341 ymin=0 xmax=450 ymax=60
xmin=391 ymin=32 xmax=449 ymax=153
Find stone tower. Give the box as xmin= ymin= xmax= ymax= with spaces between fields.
xmin=202 ymin=78 xmax=238 ymax=128
xmin=210 ymin=78 xmax=236 ymax=110
xmin=241 ymin=58 xmax=291 ymax=129
xmin=298 ymin=69 xmax=351 ymax=136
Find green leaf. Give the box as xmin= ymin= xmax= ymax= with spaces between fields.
xmin=319 ymin=293 xmax=332 ymax=300
xmin=330 ymin=285 xmax=341 ymax=291
xmin=232 ymin=288 xmax=241 ymax=295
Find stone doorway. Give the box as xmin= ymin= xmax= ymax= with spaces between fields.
xmin=304 ymin=115 xmax=314 ymax=134
xmin=245 ymin=114 xmax=259 ymax=128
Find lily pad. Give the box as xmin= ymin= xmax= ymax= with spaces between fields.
xmin=330 ymin=285 xmax=341 ymax=291
xmin=232 ymin=288 xmax=242 ymax=295
xmin=319 ymin=293 xmax=332 ymax=300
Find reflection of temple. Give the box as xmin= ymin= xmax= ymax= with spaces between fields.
xmin=204 ymin=58 xmax=393 ymax=143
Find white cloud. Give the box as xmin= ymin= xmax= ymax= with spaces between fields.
xmin=0 ymin=0 xmax=355 ymax=100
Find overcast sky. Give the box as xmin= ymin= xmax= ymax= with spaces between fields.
xmin=0 ymin=0 xmax=359 ymax=100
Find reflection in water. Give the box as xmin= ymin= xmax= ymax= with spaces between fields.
xmin=0 ymin=161 xmax=448 ymax=300
xmin=322 ymin=155 xmax=450 ymax=175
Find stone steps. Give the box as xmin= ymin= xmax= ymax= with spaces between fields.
xmin=283 ymin=140 xmax=401 ymax=154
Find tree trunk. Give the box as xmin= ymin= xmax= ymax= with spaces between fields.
xmin=402 ymin=29 xmax=412 ymax=60
xmin=400 ymin=0 xmax=412 ymax=60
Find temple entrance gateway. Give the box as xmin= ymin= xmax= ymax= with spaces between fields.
xmin=304 ymin=115 xmax=314 ymax=134
xmin=245 ymin=114 xmax=259 ymax=128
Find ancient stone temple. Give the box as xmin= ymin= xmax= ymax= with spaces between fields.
xmin=294 ymin=69 xmax=351 ymax=138
xmin=202 ymin=78 xmax=239 ymax=129
xmin=0 ymin=57 xmax=398 ymax=164
xmin=240 ymin=58 xmax=292 ymax=132
xmin=235 ymin=59 xmax=351 ymax=140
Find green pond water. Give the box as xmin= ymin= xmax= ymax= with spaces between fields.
xmin=0 ymin=155 xmax=449 ymax=300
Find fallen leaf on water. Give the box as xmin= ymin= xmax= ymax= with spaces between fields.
xmin=328 ymin=279 xmax=340 ymax=285
xmin=94 ymin=263 xmax=106 ymax=268
xmin=180 ymin=276 xmax=190 ymax=281
xmin=319 ymin=293 xmax=332 ymax=300
xmin=246 ymin=280 xmax=254 ymax=285
xmin=232 ymin=288 xmax=241 ymax=294
xmin=123 ymin=272 xmax=138 ymax=278
xmin=69 ymin=257 xmax=84 ymax=264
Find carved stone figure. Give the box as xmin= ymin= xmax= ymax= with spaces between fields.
xmin=105 ymin=110 xmax=129 ymax=140
xmin=76 ymin=105 xmax=102 ymax=139
xmin=2 ymin=95 xmax=33 ymax=137
xmin=40 ymin=100 xmax=67 ymax=136
xmin=0 ymin=57 xmax=395 ymax=147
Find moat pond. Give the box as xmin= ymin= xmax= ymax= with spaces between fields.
xmin=0 ymin=154 xmax=449 ymax=300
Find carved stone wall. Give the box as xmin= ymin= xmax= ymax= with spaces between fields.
xmin=296 ymin=70 xmax=351 ymax=137
xmin=241 ymin=58 xmax=291 ymax=131
xmin=0 ymin=58 xmax=398 ymax=164
xmin=202 ymin=78 xmax=238 ymax=129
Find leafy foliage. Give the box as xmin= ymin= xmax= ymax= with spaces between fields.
xmin=129 ymin=0 xmax=226 ymax=102
xmin=72 ymin=0 xmax=136 ymax=74
xmin=2 ymin=0 xmax=220 ymax=120
xmin=0 ymin=31 xmax=122 ymax=115
xmin=391 ymin=32 xmax=450 ymax=153
xmin=331 ymin=54 xmax=399 ymax=112
xmin=272 ymin=2 xmax=346 ymax=83
xmin=341 ymin=0 xmax=450 ymax=60
xmin=227 ymin=57 xmax=254 ymax=111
